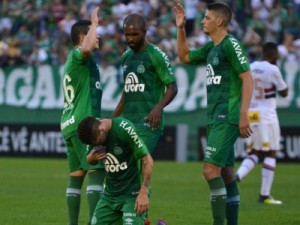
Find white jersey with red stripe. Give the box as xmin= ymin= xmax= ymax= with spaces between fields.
xmin=248 ymin=60 xmax=287 ymax=125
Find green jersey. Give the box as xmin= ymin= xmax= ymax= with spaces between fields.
xmin=189 ymin=35 xmax=250 ymax=125
xmin=121 ymin=43 xmax=176 ymax=134
xmin=101 ymin=117 xmax=148 ymax=199
xmin=61 ymin=48 xmax=102 ymax=139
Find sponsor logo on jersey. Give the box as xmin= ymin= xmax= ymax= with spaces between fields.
xmin=124 ymin=73 xmax=145 ymax=92
xmin=104 ymin=153 xmax=128 ymax=173
xmin=229 ymin=37 xmax=248 ymax=64
xmin=119 ymin=120 xmax=143 ymax=148
xmin=206 ymin=64 xmax=221 ymax=85
xmin=61 ymin=115 xmax=75 ymax=130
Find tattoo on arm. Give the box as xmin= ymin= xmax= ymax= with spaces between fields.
xmin=141 ymin=156 xmax=152 ymax=188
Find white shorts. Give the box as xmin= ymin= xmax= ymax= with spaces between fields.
xmin=246 ymin=123 xmax=281 ymax=151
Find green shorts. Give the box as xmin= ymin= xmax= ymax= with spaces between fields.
xmin=204 ymin=123 xmax=239 ymax=168
xmin=65 ymin=135 xmax=104 ymax=172
xmin=135 ymin=129 xmax=161 ymax=154
xmin=91 ymin=197 xmax=146 ymax=225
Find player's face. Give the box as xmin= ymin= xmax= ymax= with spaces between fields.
xmin=123 ymin=24 xmax=145 ymax=52
xmin=201 ymin=10 xmax=219 ymax=35
xmin=93 ymin=120 xmax=109 ymax=146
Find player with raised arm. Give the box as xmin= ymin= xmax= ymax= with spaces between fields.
xmin=60 ymin=7 xmax=105 ymax=225
xmin=175 ymin=2 xmax=253 ymax=225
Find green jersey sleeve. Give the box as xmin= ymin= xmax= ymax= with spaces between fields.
xmin=224 ymin=36 xmax=250 ymax=74
xmin=116 ymin=118 xmax=149 ymax=159
xmin=189 ymin=41 xmax=214 ymax=64
xmin=148 ymin=44 xmax=175 ymax=84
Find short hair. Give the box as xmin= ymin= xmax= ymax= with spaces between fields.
xmin=70 ymin=20 xmax=91 ymax=46
xmin=123 ymin=13 xmax=146 ymax=31
xmin=77 ymin=116 xmax=100 ymax=145
xmin=262 ymin=42 xmax=278 ymax=58
xmin=207 ymin=2 xmax=232 ymax=27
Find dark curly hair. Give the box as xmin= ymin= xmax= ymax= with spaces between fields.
xmin=77 ymin=116 xmax=100 ymax=145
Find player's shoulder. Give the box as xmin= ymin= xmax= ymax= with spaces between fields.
xmin=113 ymin=117 xmax=134 ymax=129
xmin=251 ymin=60 xmax=278 ymax=70
xmin=223 ymin=35 xmax=245 ymax=50
xmin=147 ymin=43 xmax=169 ymax=57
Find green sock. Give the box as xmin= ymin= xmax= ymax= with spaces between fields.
xmin=226 ymin=181 xmax=240 ymax=225
xmin=66 ymin=176 xmax=84 ymax=225
xmin=86 ymin=170 xmax=105 ymax=224
xmin=208 ymin=177 xmax=227 ymax=225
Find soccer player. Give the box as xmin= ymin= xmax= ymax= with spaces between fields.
xmin=60 ymin=7 xmax=105 ymax=225
xmin=77 ymin=116 xmax=153 ymax=225
xmin=235 ymin=42 xmax=288 ymax=205
xmin=175 ymin=2 xmax=253 ymax=225
xmin=112 ymin=13 xmax=178 ymax=154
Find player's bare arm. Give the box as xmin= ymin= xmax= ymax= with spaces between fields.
xmin=81 ymin=7 xmax=99 ymax=58
xmin=239 ymin=71 xmax=253 ymax=138
xmin=279 ymin=87 xmax=288 ymax=97
xmin=174 ymin=2 xmax=191 ymax=63
xmin=112 ymin=91 xmax=125 ymax=117
xmin=145 ymin=82 xmax=178 ymax=129
xmin=86 ymin=146 xmax=106 ymax=164
xmin=135 ymin=153 xmax=153 ymax=215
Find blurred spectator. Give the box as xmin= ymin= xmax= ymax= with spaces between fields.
xmin=281 ymin=2 xmax=300 ymax=37
xmin=184 ymin=0 xmax=199 ymax=37
xmin=278 ymin=32 xmax=298 ymax=62
xmin=0 ymin=0 xmax=299 ymax=68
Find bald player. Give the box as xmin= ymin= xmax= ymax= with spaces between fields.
xmin=113 ymin=13 xmax=177 ymax=155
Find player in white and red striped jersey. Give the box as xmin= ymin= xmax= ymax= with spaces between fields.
xmin=236 ymin=42 xmax=288 ymax=205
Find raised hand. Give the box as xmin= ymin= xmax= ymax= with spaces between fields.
xmin=91 ymin=6 xmax=99 ymax=25
xmin=174 ymin=2 xmax=186 ymax=28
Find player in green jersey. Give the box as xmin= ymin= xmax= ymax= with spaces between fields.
xmin=175 ymin=2 xmax=253 ymax=225
xmin=77 ymin=116 xmax=153 ymax=225
xmin=60 ymin=7 xmax=105 ymax=225
xmin=112 ymin=13 xmax=178 ymax=154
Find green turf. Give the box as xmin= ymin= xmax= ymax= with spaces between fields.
xmin=0 ymin=158 xmax=299 ymax=225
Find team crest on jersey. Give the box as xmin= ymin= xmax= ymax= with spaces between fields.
xmin=124 ymin=72 xmax=145 ymax=92
xmin=137 ymin=64 xmax=145 ymax=73
xmin=114 ymin=146 xmax=123 ymax=155
xmin=212 ymin=56 xmax=219 ymax=65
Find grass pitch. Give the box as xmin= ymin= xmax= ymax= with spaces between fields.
xmin=0 ymin=157 xmax=299 ymax=225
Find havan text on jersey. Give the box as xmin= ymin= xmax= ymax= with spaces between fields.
xmin=119 ymin=120 xmax=143 ymax=148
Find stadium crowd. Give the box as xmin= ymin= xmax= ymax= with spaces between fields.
xmin=1 ymin=0 xmax=300 ymax=68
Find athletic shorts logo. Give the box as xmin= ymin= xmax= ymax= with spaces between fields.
xmin=104 ymin=153 xmax=128 ymax=173
xmin=124 ymin=217 xmax=134 ymax=225
xmin=124 ymin=73 xmax=145 ymax=92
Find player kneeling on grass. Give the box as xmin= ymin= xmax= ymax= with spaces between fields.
xmin=77 ymin=116 xmax=153 ymax=225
